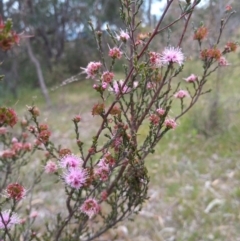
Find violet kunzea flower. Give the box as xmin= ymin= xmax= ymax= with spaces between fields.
xmin=0 ymin=210 xmax=20 ymax=229
xmin=161 ymin=46 xmax=184 ymax=66
xmin=63 ymin=168 xmax=88 ymax=189
xmin=59 ymin=154 xmax=83 ymax=169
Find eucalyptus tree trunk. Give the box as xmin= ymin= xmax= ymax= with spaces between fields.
xmin=26 ymin=40 xmax=51 ymax=107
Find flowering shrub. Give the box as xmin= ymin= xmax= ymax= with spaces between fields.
xmin=0 ymin=1 xmax=238 ymax=240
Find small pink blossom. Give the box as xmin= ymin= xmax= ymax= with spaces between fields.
xmin=164 ymin=118 xmax=177 ymax=129
xmin=116 ymin=30 xmax=130 ymax=42
xmin=218 ymin=56 xmax=230 ymax=66
xmin=63 ymin=168 xmax=88 ymax=189
xmin=12 ymin=142 xmax=23 ymax=153
xmin=11 ymin=137 xmax=18 ymax=143
xmin=59 ymin=154 xmax=83 ymax=169
xmin=161 ymin=46 xmax=184 ymax=66
xmin=156 ymin=108 xmax=165 ymax=116
xmin=80 ymin=198 xmax=100 ymax=219
xmin=100 ymin=190 xmax=108 ymax=201
xmin=81 ymin=61 xmax=102 ymax=79
xmin=149 ymin=114 xmax=160 ymax=126
xmin=0 ymin=210 xmax=20 ymax=229
xmin=97 ymin=158 xmax=108 ymax=168
xmin=29 ymin=211 xmax=38 ymax=219
xmin=149 ymin=52 xmax=161 ymax=67
xmin=183 ymin=74 xmax=198 ymax=83
xmin=109 ymin=80 xmax=131 ymax=94
xmin=22 ymin=143 xmax=32 ymax=152
xmin=1 ymin=150 xmax=15 ymax=158
xmin=45 ymin=161 xmax=58 ymax=173
xmin=174 ymin=90 xmax=189 ymax=99
xmin=102 ymin=82 xmax=108 ymax=90
xmin=225 ymin=5 xmax=232 ymax=11
xmin=108 ymin=47 xmax=122 ymax=59
xmin=102 ymin=71 xmax=114 ymax=83
xmin=95 ymin=166 xmax=109 ymax=181
xmin=147 ymin=82 xmax=157 ymax=90
xmin=0 ymin=127 xmax=7 ymax=134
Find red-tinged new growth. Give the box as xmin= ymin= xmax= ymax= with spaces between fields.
xmin=6 ymin=183 xmax=26 ymax=201
xmin=59 ymin=154 xmax=83 ymax=169
xmin=183 ymin=74 xmax=198 ymax=83
xmin=193 ymin=26 xmax=208 ymax=41
xmin=63 ymin=168 xmax=88 ymax=189
xmin=0 ymin=210 xmax=20 ymax=229
xmin=73 ymin=115 xmax=81 ymax=123
xmin=81 ymin=61 xmax=102 ymax=79
xmin=174 ymin=90 xmax=189 ymax=99
xmin=0 ymin=107 xmax=18 ymax=127
xmin=149 ymin=52 xmax=161 ymax=67
xmin=161 ymin=46 xmax=184 ymax=66
xmin=108 ymin=47 xmax=122 ymax=59
xmin=224 ymin=42 xmax=237 ymax=53
xmin=80 ymin=198 xmax=100 ymax=219
xmin=0 ymin=18 xmax=20 ymax=51
xmin=92 ymin=103 xmax=105 ymax=116
xmin=201 ymin=48 xmax=222 ymax=61
xmin=45 ymin=161 xmax=58 ymax=174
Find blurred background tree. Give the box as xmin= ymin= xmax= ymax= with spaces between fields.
xmin=0 ymin=0 xmax=239 ymax=106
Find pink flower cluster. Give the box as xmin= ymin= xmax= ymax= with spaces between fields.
xmin=174 ymin=90 xmax=189 ymax=99
xmin=116 ymin=30 xmax=130 ymax=42
xmin=95 ymin=156 xmax=115 ymax=181
xmin=108 ymin=47 xmax=122 ymax=59
xmin=59 ymin=154 xmax=83 ymax=169
xmin=1 ymin=137 xmax=32 ymax=159
xmin=149 ymin=108 xmax=166 ymax=126
xmin=164 ymin=118 xmax=177 ymax=129
xmin=82 ymin=61 xmax=102 ymax=79
xmin=63 ymin=168 xmax=88 ymax=189
xmin=156 ymin=108 xmax=165 ymax=116
xmin=57 ymin=154 xmax=88 ymax=189
xmin=183 ymin=74 xmax=198 ymax=83
xmin=80 ymin=198 xmax=100 ymax=219
xmin=45 ymin=161 xmax=58 ymax=173
xmin=218 ymin=56 xmax=229 ymax=66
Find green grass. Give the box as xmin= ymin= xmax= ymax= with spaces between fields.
xmin=1 ymin=57 xmax=240 ymax=240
